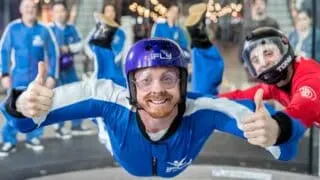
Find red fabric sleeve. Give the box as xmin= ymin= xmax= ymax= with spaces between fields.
xmin=220 ymin=83 xmax=273 ymax=100
xmin=284 ymin=83 xmax=320 ymax=127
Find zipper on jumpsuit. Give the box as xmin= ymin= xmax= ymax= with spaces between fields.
xmin=152 ymin=156 xmax=157 ymax=176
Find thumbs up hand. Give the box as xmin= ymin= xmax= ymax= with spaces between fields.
xmin=241 ymin=89 xmax=280 ymax=148
xmin=16 ymin=62 xmax=54 ymax=118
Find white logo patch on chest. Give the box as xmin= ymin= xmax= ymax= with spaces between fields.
xmin=32 ymin=35 xmax=44 ymax=46
xmin=166 ymin=157 xmax=192 ymax=173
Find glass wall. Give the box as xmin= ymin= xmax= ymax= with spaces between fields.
xmin=0 ymin=0 xmax=319 ymax=178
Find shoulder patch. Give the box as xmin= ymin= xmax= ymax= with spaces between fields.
xmin=298 ymin=86 xmax=317 ymax=101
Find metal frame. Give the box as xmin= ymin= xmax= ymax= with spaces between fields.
xmin=310 ymin=0 xmax=320 ymax=176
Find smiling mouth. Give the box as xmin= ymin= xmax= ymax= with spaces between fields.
xmin=149 ymin=99 xmax=168 ymax=105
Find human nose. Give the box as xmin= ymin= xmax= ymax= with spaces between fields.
xmin=149 ymin=79 xmax=165 ymax=92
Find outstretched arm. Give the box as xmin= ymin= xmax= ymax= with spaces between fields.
xmin=212 ymin=89 xmax=305 ymax=161
xmin=219 ymin=83 xmax=273 ymax=100
xmin=111 ymin=29 xmax=126 ymax=64
xmin=5 ymin=62 xmax=127 ymax=132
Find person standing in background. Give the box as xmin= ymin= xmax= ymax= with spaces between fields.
xmin=85 ymin=3 xmax=126 ymax=85
xmin=0 ymin=0 xmax=59 ymax=156
xmin=151 ymin=2 xmax=189 ymax=52
xmin=241 ymin=0 xmax=280 ymax=81
xmin=288 ymin=9 xmax=320 ymax=61
xmin=49 ymin=1 xmax=92 ymax=139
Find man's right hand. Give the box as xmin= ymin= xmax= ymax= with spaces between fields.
xmin=16 ymin=62 xmax=54 ymax=118
xmin=1 ymin=76 xmax=11 ymax=89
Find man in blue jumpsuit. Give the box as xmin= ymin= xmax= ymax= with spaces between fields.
xmin=185 ymin=3 xmax=224 ymax=95
xmin=151 ymin=2 xmax=189 ymax=51
xmin=84 ymin=3 xmax=126 ymax=87
xmin=0 ymin=0 xmax=58 ymax=156
xmin=5 ymin=37 xmax=305 ymax=177
xmin=49 ymin=2 xmax=89 ymax=139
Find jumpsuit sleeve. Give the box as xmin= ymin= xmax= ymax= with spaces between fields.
xmin=111 ymin=29 xmax=126 ymax=64
xmin=68 ymin=25 xmax=83 ymax=53
xmin=177 ymin=27 xmax=189 ymax=50
xmin=284 ymin=80 xmax=320 ymax=127
xmin=220 ymin=83 xmax=273 ymax=100
xmin=0 ymin=24 xmax=13 ymax=75
xmin=191 ymin=46 xmax=224 ymax=95
xmin=6 ymin=79 xmax=128 ymax=133
xmin=200 ymin=98 xmax=305 ymax=161
xmin=45 ymin=27 xmax=60 ymax=79
xmin=150 ymin=22 xmax=161 ymax=38
xmin=84 ymin=28 xmax=96 ymax=60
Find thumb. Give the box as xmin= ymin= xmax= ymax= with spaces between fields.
xmin=35 ymin=61 xmax=47 ymax=85
xmin=254 ymin=88 xmax=265 ymax=112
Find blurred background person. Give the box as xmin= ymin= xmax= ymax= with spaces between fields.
xmin=241 ymin=0 xmax=280 ymax=81
xmin=186 ymin=3 xmax=224 ymax=95
xmin=0 ymin=0 xmax=58 ymax=156
xmin=49 ymin=1 xmax=91 ymax=138
xmin=288 ymin=9 xmax=320 ymax=61
xmin=244 ymin=0 xmax=279 ymax=35
xmin=151 ymin=2 xmax=189 ymax=51
xmin=85 ymin=2 xmax=126 ymax=86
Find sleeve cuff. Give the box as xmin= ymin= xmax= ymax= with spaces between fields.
xmin=4 ymin=89 xmax=27 ymax=118
xmin=1 ymin=73 xmax=9 ymax=77
xmin=272 ymin=111 xmax=293 ymax=145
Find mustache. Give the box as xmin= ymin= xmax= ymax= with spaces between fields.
xmin=143 ymin=91 xmax=173 ymax=101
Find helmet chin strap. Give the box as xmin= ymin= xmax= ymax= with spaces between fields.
xmin=259 ymin=68 xmax=288 ymax=84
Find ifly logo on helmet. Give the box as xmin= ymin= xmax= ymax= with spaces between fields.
xmin=150 ymin=50 xmax=172 ymax=60
xmin=277 ymin=56 xmax=292 ymax=72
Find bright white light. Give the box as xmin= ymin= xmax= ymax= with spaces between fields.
xmin=137 ymin=16 xmax=143 ymax=24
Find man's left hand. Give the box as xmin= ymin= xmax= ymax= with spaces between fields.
xmin=241 ymin=89 xmax=280 ymax=148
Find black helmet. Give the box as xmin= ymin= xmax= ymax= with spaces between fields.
xmin=242 ymin=27 xmax=294 ymax=84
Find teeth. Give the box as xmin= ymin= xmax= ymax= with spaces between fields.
xmin=151 ymin=100 xmax=166 ymax=104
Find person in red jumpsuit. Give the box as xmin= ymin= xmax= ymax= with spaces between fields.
xmin=220 ymin=27 xmax=320 ymax=128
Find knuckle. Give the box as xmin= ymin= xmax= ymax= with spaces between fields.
xmin=27 ymin=103 xmax=36 ymax=109
xmin=259 ymin=120 xmax=266 ymax=127
xmin=248 ymin=139 xmax=257 ymax=146
xmin=260 ymin=137 xmax=267 ymax=144
xmin=29 ymin=110 xmax=37 ymax=117
xmin=27 ymin=97 xmax=35 ymax=103
xmin=48 ymin=90 xmax=54 ymax=97
xmin=29 ymin=84 xmax=37 ymax=91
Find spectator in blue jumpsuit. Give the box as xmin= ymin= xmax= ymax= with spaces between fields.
xmin=5 ymin=38 xmax=305 ymax=177
xmin=151 ymin=2 xmax=189 ymax=51
xmin=85 ymin=3 xmax=126 ymax=87
xmin=185 ymin=3 xmax=224 ymax=95
xmin=49 ymin=2 xmax=92 ymax=139
xmin=84 ymin=3 xmax=127 ymax=145
xmin=0 ymin=0 xmax=58 ymax=156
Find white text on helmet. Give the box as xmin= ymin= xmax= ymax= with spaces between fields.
xmin=150 ymin=50 xmax=172 ymax=60
xmin=276 ymin=56 xmax=292 ymax=72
